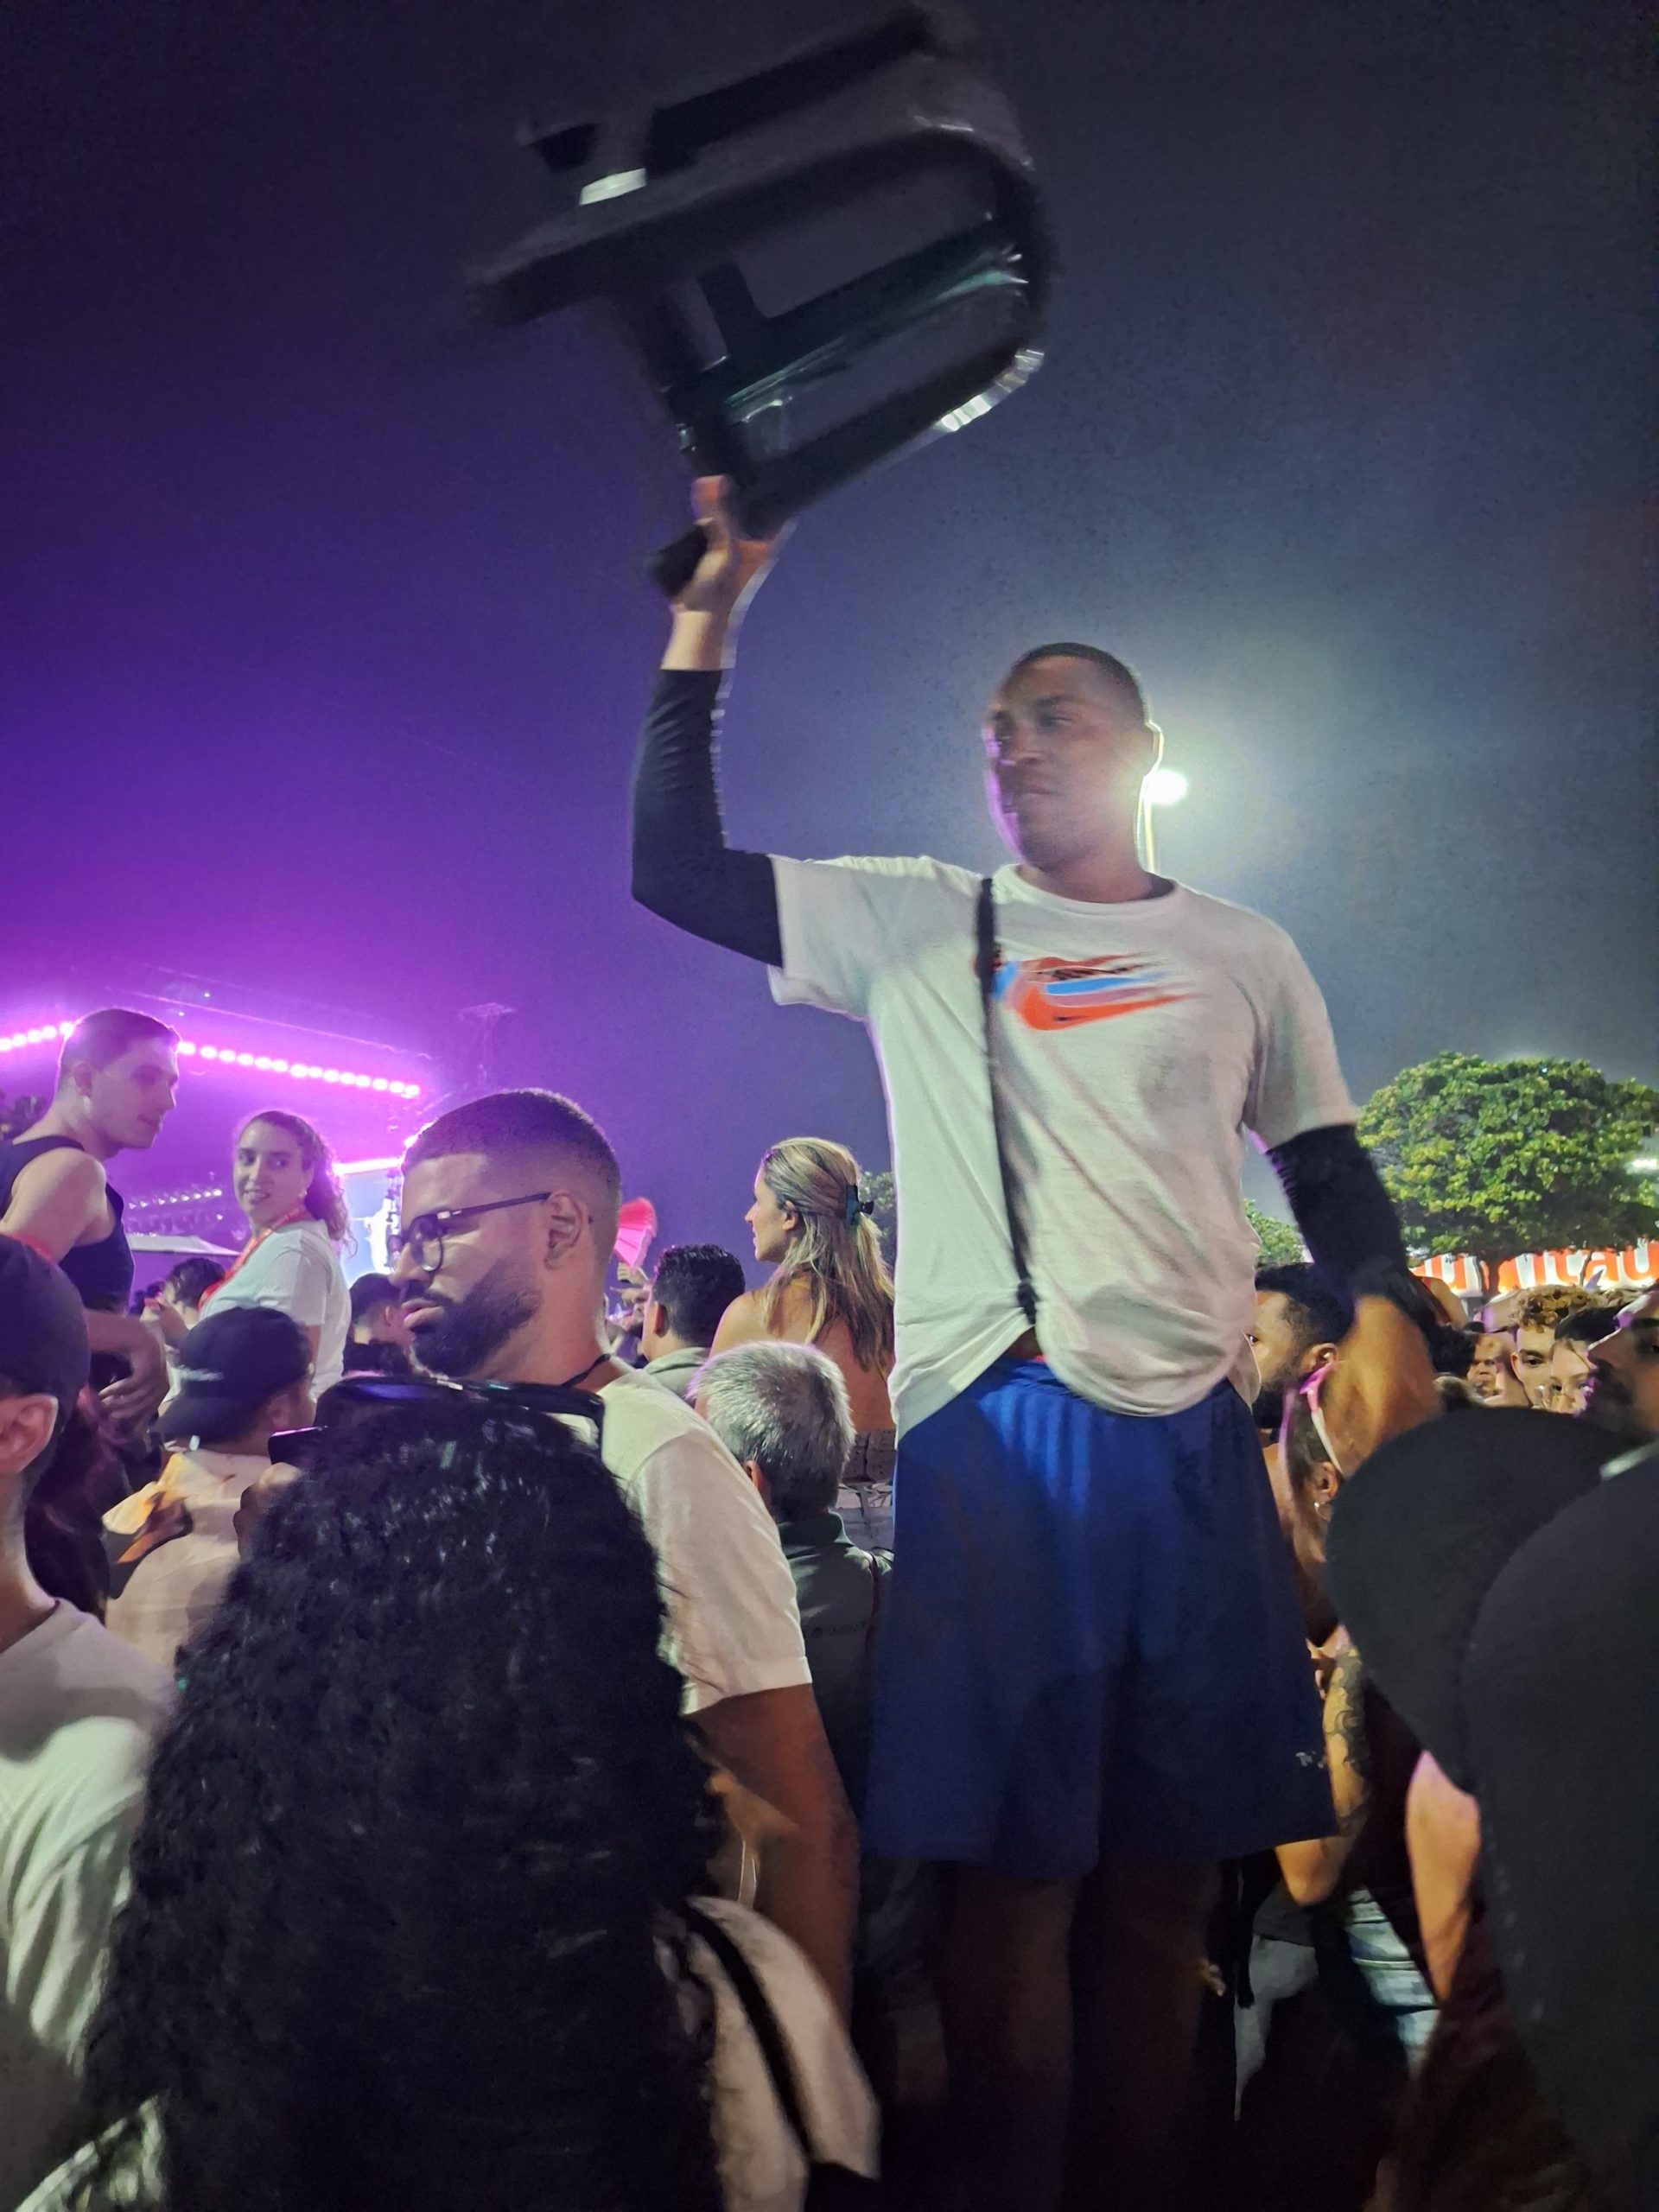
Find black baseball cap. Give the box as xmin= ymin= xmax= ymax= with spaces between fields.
xmin=162 ymin=1306 xmax=312 ymax=1446
xmin=1463 ymin=1458 xmax=1658 ymax=2209
xmin=1323 ymin=1408 xmax=1611 ymax=1789
xmin=0 ymin=1234 xmax=91 ymax=1440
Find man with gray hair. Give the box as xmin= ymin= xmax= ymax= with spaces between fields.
xmin=696 ymin=1342 xmax=886 ymax=1811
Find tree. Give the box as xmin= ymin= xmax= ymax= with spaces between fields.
xmin=1244 ymin=1199 xmax=1304 ymax=1266
xmin=861 ymin=1169 xmax=897 ymax=1262
xmin=1357 ymin=1052 xmax=1659 ymax=1263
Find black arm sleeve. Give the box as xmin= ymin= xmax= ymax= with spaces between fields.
xmin=1268 ymin=1124 xmax=1408 ymax=1284
xmin=631 ymin=669 xmax=784 ymax=966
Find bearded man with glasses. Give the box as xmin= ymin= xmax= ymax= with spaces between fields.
xmin=387 ymin=1087 xmax=855 ymax=2015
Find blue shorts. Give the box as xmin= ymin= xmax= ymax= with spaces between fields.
xmin=862 ymin=1360 xmax=1332 ymax=1879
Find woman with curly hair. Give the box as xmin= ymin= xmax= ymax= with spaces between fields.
xmin=25 ymin=1395 xmax=875 ymax=2211
xmin=714 ymin=1138 xmax=897 ymax=1552
xmin=198 ymin=1108 xmax=351 ymax=1392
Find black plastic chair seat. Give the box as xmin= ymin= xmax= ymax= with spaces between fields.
xmin=469 ymin=7 xmax=1051 ymax=563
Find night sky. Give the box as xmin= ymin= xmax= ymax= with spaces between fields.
xmin=3 ymin=0 xmax=1651 ymax=1258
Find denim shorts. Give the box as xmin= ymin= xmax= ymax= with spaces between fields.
xmin=837 ymin=1428 xmax=896 ymax=1554
xmin=1344 ymin=1892 xmax=1439 ymax=2066
xmin=861 ymin=1359 xmax=1333 ymax=1879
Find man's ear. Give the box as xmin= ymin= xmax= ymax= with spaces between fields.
xmin=0 ymin=1393 xmax=59 ymax=1482
xmin=540 ymin=1191 xmax=587 ymax=1265
xmin=261 ymin=1382 xmax=312 ymax=1434
xmin=645 ymin=1300 xmax=666 ymax=1340
xmin=1307 ymin=1461 xmax=1342 ymax=1512
xmin=744 ymin=1457 xmax=772 ymax=1510
xmin=1301 ymin=1341 xmax=1340 ymax=1378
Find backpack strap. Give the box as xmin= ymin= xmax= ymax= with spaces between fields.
xmin=683 ymin=1901 xmax=817 ymax=2159
xmin=976 ymin=877 xmax=1038 ymax=1330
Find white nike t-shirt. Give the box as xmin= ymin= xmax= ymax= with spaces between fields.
xmin=771 ymin=856 xmax=1356 ymax=1431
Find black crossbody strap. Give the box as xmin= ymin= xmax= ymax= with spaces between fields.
xmin=683 ymin=1902 xmax=817 ymax=2160
xmin=976 ymin=878 xmax=1039 ymax=1330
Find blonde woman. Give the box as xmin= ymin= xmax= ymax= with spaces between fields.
xmin=713 ymin=1138 xmax=897 ymax=1550
xmin=200 ymin=1109 xmax=351 ymax=1393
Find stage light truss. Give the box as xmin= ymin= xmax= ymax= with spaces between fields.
xmin=0 ymin=1019 xmax=422 ymax=1099
xmin=129 ymin=1186 xmax=226 ymax=1211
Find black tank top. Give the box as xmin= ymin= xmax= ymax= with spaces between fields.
xmin=0 ymin=1137 xmax=135 ymax=1313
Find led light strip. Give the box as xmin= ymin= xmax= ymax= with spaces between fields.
xmin=0 ymin=1020 xmax=421 ymax=1099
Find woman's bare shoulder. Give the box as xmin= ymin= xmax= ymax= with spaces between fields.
xmin=711 ymin=1286 xmax=769 ymax=1351
xmin=713 ymin=1275 xmax=821 ymax=1351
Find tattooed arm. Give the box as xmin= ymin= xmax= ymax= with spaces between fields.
xmin=1276 ymin=1636 xmax=1373 ymax=1907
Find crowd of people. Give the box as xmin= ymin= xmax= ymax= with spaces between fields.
xmin=1 ymin=475 xmax=1653 ymax=2212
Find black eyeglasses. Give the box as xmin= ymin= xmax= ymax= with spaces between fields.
xmin=268 ymin=1373 xmax=604 ymax=1469
xmin=390 ymin=1191 xmax=552 ymax=1274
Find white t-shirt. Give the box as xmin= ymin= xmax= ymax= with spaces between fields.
xmin=205 ymin=1218 xmax=350 ymax=1393
xmin=20 ymin=1897 xmax=877 ymax=2212
xmin=0 ymin=1606 xmax=173 ymax=2212
xmin=772 ymin=855 xmax=1357 ymax=1430
xmin=103 ymin=1448 xmax=266 ymax=1674
xmin=597 ymin=1368 xmax=811 ymax=1715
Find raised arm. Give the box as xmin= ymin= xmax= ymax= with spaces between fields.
xmin=631 ymin=478 xmax=785 ymax=963
xmin=1268 ymin=1125 xmax=1407 ymax=1285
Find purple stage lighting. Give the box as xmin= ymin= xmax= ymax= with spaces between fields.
xmin=1 ymin=995 xmax=440 ymax=1262
xmin=0 ymin=1015 xmax=420 ymax=1097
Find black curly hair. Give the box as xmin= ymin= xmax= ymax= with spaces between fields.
xmin=72 ymin=1397 xmax=725 ymax=2211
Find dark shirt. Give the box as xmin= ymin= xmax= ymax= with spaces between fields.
xmin=777 ymin=1510 xmax=886 ymax=1814
xmin=0 ymin=1137 xmax=134 ymax=1313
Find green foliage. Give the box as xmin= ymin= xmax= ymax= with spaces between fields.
xmin=861 ymin=1169 xmax=897 ymax=1261
xmin=1244 ymin=1199 xmax=1304 ymax=1266
xmin=1357 ymin=1052 xmax=1659 ymax=1262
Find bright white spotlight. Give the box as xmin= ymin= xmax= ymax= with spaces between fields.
xmin=1142 ymin=766 xmax=1189 ymax=807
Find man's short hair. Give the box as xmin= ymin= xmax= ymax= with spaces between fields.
xmin=1554 ymin=1300 xmax=1624 ymax=1348
xmin=1434 ymin=1374 xmax=1484 ymax=1413
xmin=652 ymin=1244 xmax=746 ymax=1351
xmin=1254 ymin=1262 xmax=1354 ymax=1352
xmin=404 ymin=1090 xmax=621 ymax=1208
xmin=694 ymin=1343 xmax=855 ymax=1522
xmin=57 ymin=1008 xmax=178 ymax=1090
xmin=1513 ymin=1287 xmax=1593 ymax=1335
xmin=1004 ymin=643 xmax=1150 ymax=729
xmin=349 ymin=1272 xmax=399 ymax=1328
xmin=164 ymin=1255 xmax=227 ymax=1307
